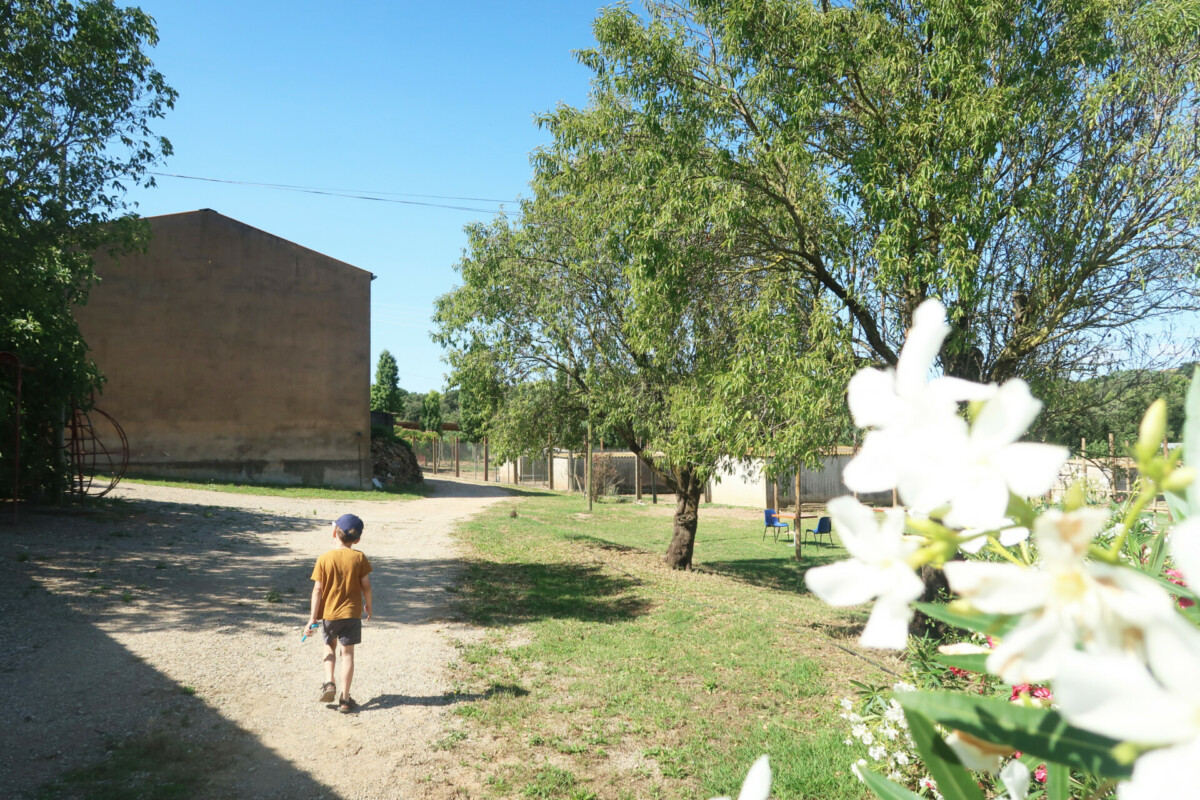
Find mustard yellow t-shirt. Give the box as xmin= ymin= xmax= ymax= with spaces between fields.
xmin=310 ymin=548 xmax=372 ymax=620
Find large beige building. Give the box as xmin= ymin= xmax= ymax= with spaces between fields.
xmin=75 ymin=209 xmax=373 ymax=488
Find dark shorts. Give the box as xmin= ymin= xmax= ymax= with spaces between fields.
xmin=321 ymin=617 xmax=362 ymax=646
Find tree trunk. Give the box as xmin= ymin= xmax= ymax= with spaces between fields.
xmin=664 ymin=481 xmax=702 ymax=570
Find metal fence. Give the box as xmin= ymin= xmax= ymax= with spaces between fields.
xmin=405 ymin=435 xmax=490 ymax=479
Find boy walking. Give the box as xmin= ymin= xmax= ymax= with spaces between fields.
xmin=308 ymin=513 xmax=373 ymax=712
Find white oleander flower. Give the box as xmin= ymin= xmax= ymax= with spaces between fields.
xmin=840 ymin=299 xmax=1065 ymax=528
xmin=946 ymin=730 xmax=1007 ymax=772
xmin=1056 ymin=644 xmax=1200 ymax=800
xmin=938 ymin=379 xmax=1068 ymax=530
xmin=710 ymin=755 xmax=770 ymax=800
xmin=1052 ymin=525 xmax=1200 ymax=800
xmin=869 ymin=745 xmax=887 ymax=761
xmin=843 ymin=299 xmax=993 ymax=507
xmin=999 ymin=759 xmax=1031 ymax=800
xmin=944 ymin=507 xmax=1178 ymax=683
xmin=805 ymin=497 xmax=924 ymax=649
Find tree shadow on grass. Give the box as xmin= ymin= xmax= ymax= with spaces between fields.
xmin=459 ymin=560 xmax=651 ymax=626
xmin=698 ymin=544 xmax=848 ymax=595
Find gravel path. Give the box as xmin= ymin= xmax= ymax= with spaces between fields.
xmin=0 ymin=477 xmax=510 ymax=799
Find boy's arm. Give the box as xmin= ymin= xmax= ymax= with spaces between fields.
xmin=308 ymin=581 xmax=323 ymax=627
xmin=360 ymin=574 xmax=373 ymax=622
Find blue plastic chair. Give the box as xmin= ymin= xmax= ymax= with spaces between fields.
xmin=804 ymin=516 xmax=833 ymax=546
xmin=763 ymin=509 xmax=791 ymax=542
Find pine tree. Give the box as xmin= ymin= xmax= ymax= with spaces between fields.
xmin=370 ymin=350 xmax=402 ymax=413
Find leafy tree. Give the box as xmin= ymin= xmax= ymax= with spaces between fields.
xmin=1036 ymin=368 xmax=1193 ymax=457
xmin=0 ymin=0 xmax=175 ymax=498
xmin=436 ymin=196 xmax=854 ymax=569
xmin=369 ymin=349 xmax=402 ymax=414
xmin=401 ymin=391 xmax=425 ymax=424
xmin=420 ymin=390 xmax=443 ymax=434
xmin=553 ymin=0 xmax=1200 ymax=393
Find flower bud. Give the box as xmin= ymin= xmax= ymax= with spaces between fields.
xmin=1162 ymin=466 xmax=1196 ymax=493
xmin=1135 ymin=399 xmax=1168 ymax=464
xmin=1064 ymin=481 xmax=1087 ymax=512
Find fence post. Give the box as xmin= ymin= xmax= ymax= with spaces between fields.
xmin=635 ymin=446 xmax=642 ymax=501
xmin=1109 ymin=432 xmax=1115 ymax=501
xmin=483 ymin=437 xmax=489 ymax=482
xmin=548 ymin=440 xmax=554 ymax=491
xmin=587 ymin=421 xmax=593 ymax=512
xmin=454 ymin=435 xmax=460 ymax=478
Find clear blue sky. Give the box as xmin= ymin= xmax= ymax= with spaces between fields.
xmin=123 ymin=2 xmax=614 ymax=393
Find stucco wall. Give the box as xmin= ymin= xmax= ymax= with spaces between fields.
xmin=75 ymin=210 xmax=372 ymax=487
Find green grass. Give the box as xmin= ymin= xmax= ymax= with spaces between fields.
xmin=450 ymin=491 xmax=885 ymax=800
xmin=34 ymin=734 xmax=202 ymax=800
xmin=121 ymin=475 xmax=430 ymax=501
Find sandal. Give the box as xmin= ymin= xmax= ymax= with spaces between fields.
xmin=338 ymin=696 xmax=358 ymax=713
xmin=319 ymin=682 xmax=336 ymax=703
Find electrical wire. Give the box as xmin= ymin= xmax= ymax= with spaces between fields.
xmin=147 ymin=171 xmax=518 ymax=214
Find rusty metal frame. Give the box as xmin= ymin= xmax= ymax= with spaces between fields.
xmin=66 ymin=401 xmax=129 ymax=499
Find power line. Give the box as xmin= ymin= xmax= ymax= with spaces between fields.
xmin=147 ymin=171 xmax=519 ymax=214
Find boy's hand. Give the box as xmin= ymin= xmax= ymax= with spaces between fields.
xmin=362 ymin=605 xmax=372 ymax=622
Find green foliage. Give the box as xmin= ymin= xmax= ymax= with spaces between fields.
xmin=369 ymin=349 xmax=403 ymax=414
xmin=0 ymin=0 xmax=175 ymax=498
xmin=554 ymin=0 xmax=1200 ymax=390
xmin=420 ymin=389 xmax=443 ymax=433
xmin=896 ymin=692 xmax=1133 ymax=779
xmin=1036 ymin=368 xmax=1194 ymax=455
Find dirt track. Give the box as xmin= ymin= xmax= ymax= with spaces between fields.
xmin=0 ymin=477 xmax=509 ymax=799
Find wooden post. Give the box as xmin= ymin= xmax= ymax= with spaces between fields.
xmin=483 ymin=437 xmax=489 ymax=482
xmin=586 ymin=421 xmax=594 ymax=512
xmin=1108 ymin=432 xmax=1116 ymax=500
xmin=635 ymin=446 xmax=643 ymax=501
xmin=454 ymin=435 xmax=460 ymax=478
xmin=852 ymin=434 xmax=859 ymax=501
xmin=772 ymin=464 xmax=779 ymax=511
xmin=514 ymin=457 xmax=519 ymax=485
xmin=651 ymin=464 xmax=657 ymax=504
xmin=548 ymin=439 xmax=555 ymax=491
xmin=1082 ymin=438 xmax=1087 ymax=490
xmin=794 ymin=466 xmax=801 ymax=513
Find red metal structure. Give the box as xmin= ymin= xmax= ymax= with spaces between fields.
xmin=66 ymin=401 xmax=129 ymax=498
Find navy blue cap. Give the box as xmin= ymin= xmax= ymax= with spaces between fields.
xmin=334 ymin=513 xmax=364 ymax=537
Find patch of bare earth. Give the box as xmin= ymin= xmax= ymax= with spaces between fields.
xmin=0 ymin=477 xmax=508 ymax=800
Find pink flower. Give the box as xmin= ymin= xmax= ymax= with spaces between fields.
xmin=1010 ymin=684 xmax=1053 ymax=706
xmin=948 ymin=666 xmax=970 ymax=678
xmin=1034 ymin=764 xmax=1047 ymax=783
xmin=1165 ymin=567 xmax=1196 ymax=608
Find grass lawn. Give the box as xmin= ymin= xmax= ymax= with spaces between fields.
xmin=446 ymin=489 xmax=899 ymax=800
xmin=120 ymin=475 xmax=430 ymax=501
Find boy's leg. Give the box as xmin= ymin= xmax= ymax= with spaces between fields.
xmin=318 ymin=641 xmax=337 ymax=702
xmin=323 ymin=642 xmax=337 ymax=684
xmin=338 ymin=643 xmax=355 ymax=700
